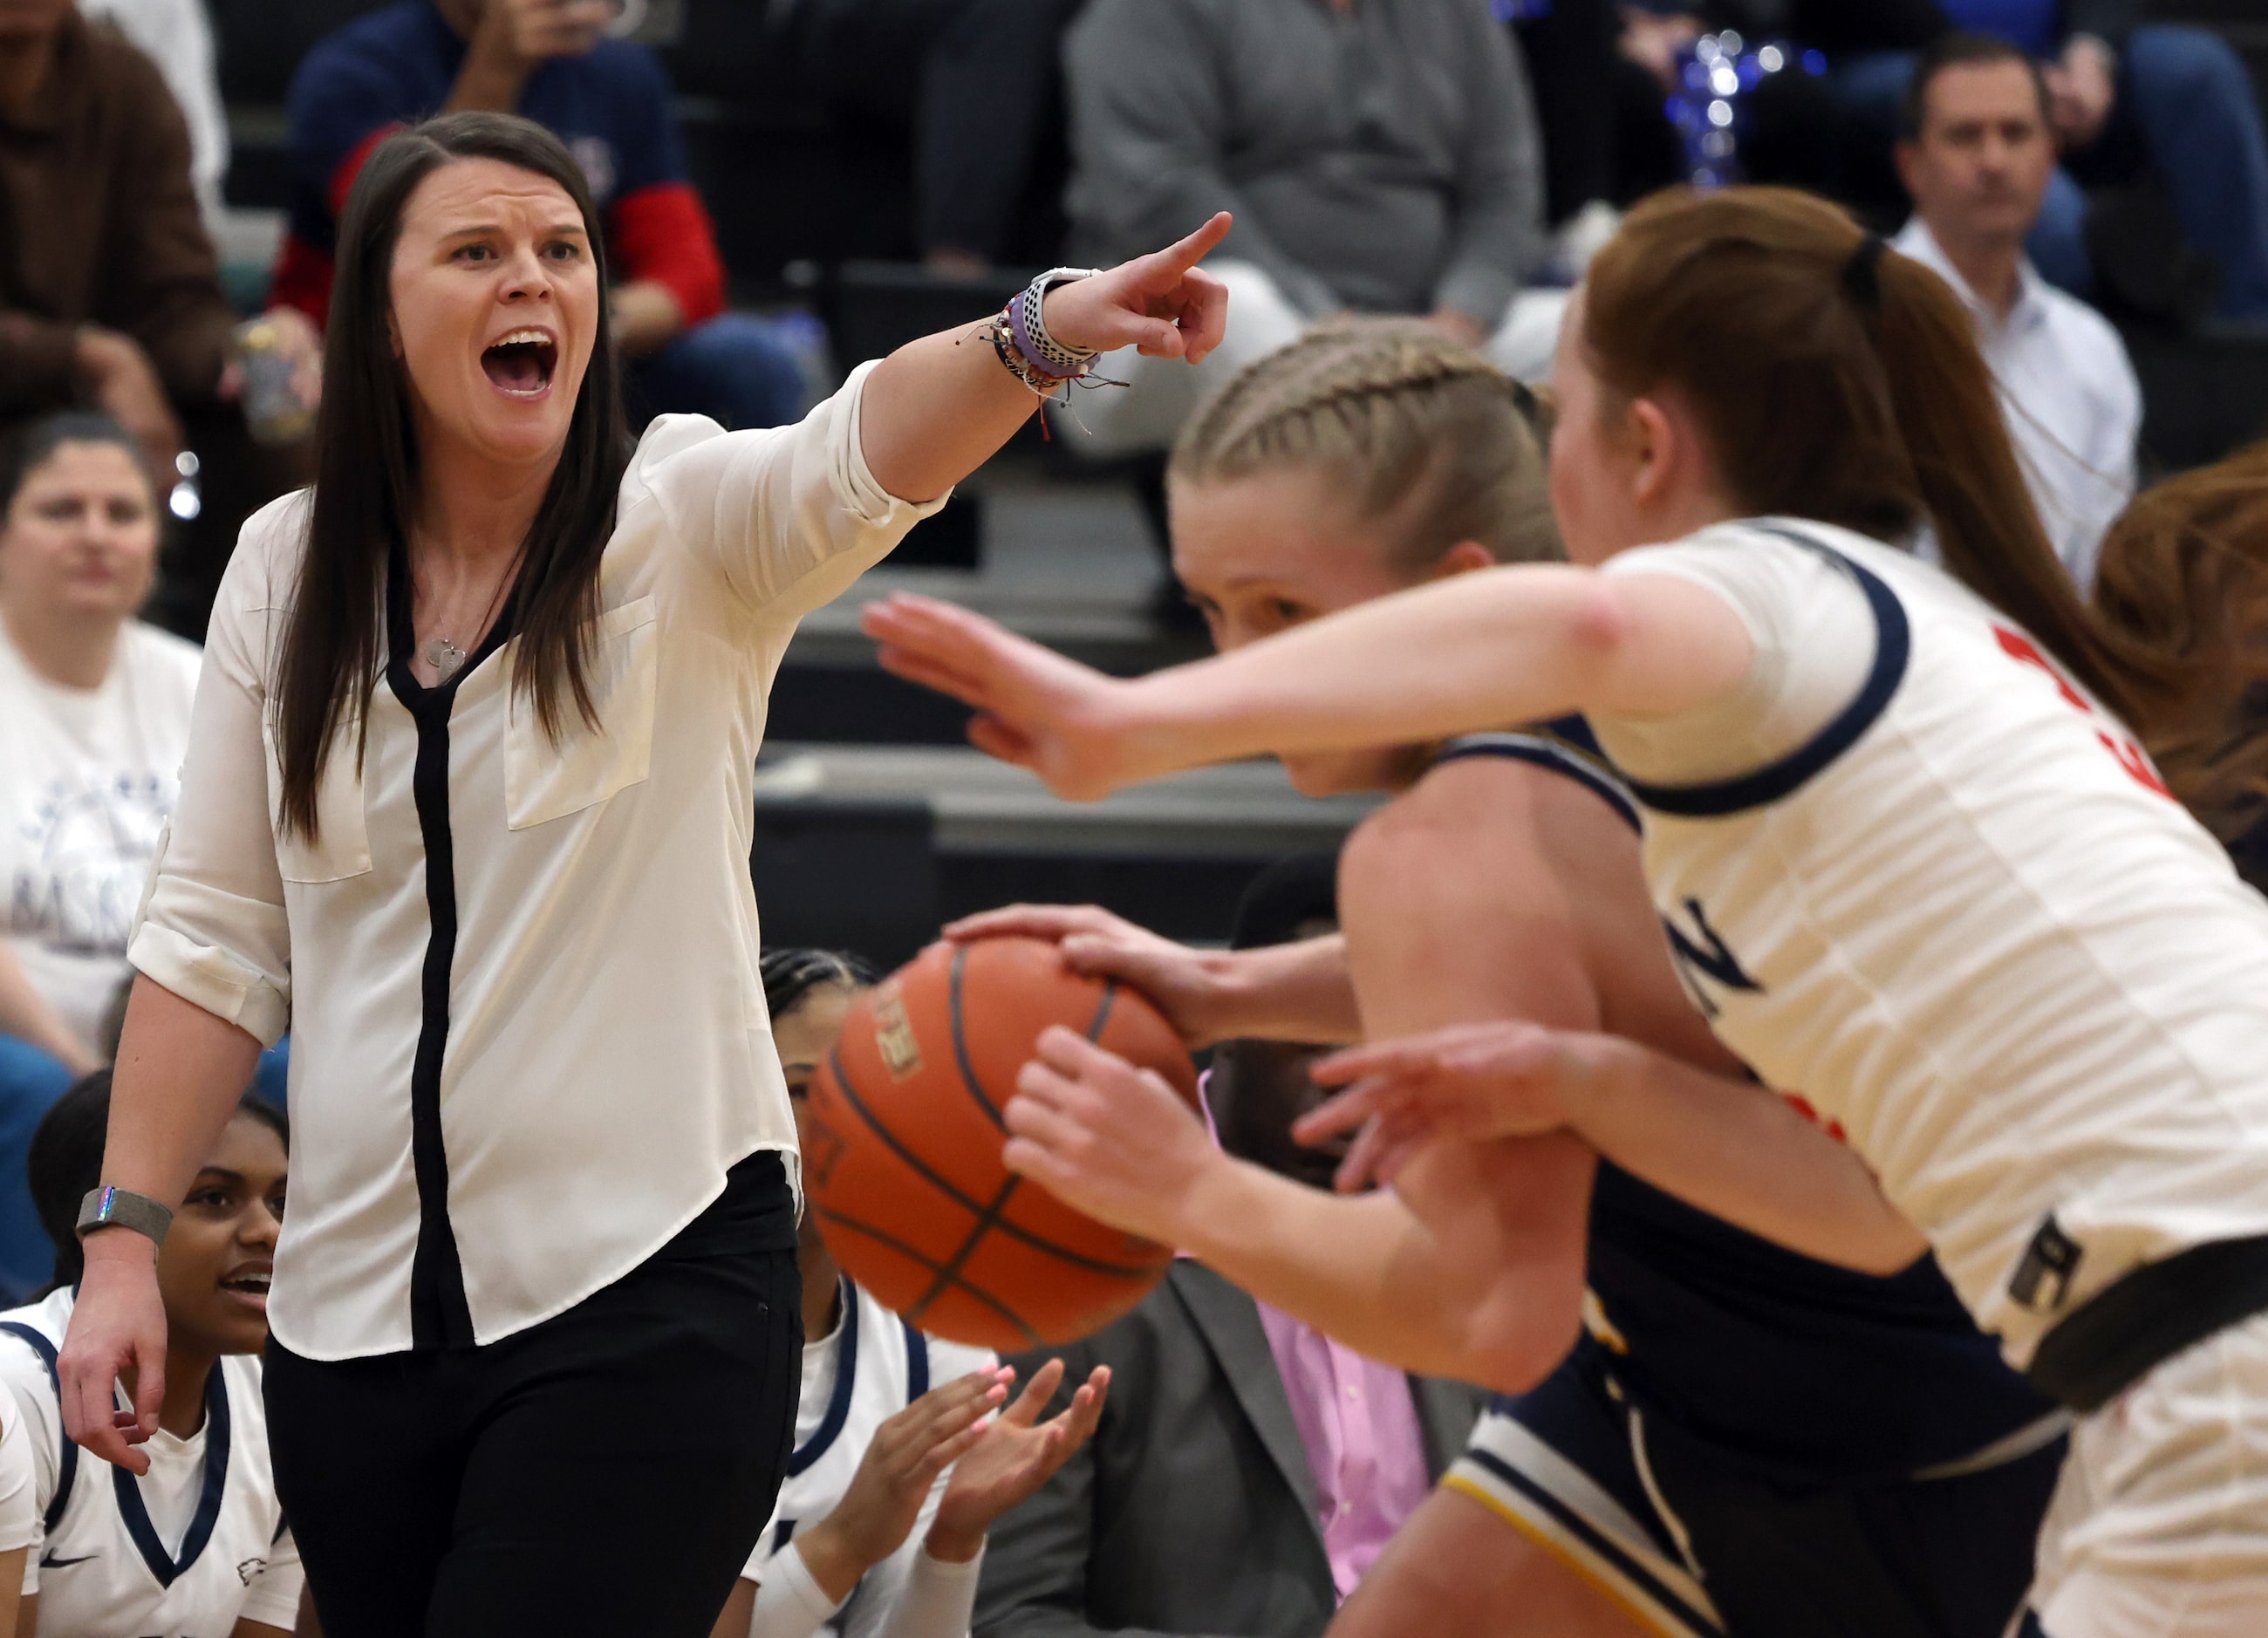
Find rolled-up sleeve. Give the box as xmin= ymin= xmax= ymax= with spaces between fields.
xmin=128 ymin=513 xmax=294 ymax=1047
xmin=639 ymin=360 xmax=949 ymax=625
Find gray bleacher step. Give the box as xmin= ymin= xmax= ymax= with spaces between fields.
xmin=755 ymin=743 xmax=1377 ymax=860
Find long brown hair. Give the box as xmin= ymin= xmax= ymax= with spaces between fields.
xmin=1169 ymin=318 xmax=1560 ymax=572
xmin=1579 ymin=186 xmax=2137 ymax=720
xmin=273 ymin=112 xmax=631 ymax=839
xmin=2093 ymin=441 xmax=2268 ymax=852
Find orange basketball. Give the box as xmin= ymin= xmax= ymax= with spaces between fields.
xmin=803 ymin=936 xmax=1200 ymax=1351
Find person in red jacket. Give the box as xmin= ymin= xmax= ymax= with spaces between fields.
xmin=275 ymin=0 xmax=805 ymax=429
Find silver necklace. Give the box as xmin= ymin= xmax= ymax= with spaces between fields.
xmin=416 ymin=554 xmax=518 ymax=686
xmin=420 ymin=632 xmax=470 ymax=684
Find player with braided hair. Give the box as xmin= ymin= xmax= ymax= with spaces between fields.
xmin=951 ymin=317 xmax=2061 ymax=1638
xmin=872 ymin=188 xmax=2268 ymax=1636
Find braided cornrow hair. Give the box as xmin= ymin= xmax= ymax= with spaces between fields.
xmin=760 ymin=947 xmax=880 ymax=1023
xmin=1168 ymin=317 xmax=1560 ymax=576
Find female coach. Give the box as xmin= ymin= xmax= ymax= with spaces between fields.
xmin=53 ymin=111 xmax=1226 ymax=1636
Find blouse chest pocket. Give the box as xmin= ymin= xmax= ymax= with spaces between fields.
xmin=504 ymin=597 xmax=659 ymax=830
xmin=263 ymin=715 xmax=373 ymax=884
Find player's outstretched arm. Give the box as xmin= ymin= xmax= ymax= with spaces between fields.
xmin=861 ymin=566 xmax=1753 ymax=801
xmin=1004 ymin=1029 xmax=1581 ymax=1392
xmin=1304 ymin=1026 xmax=1930 ymax=1276
xmin=858 ymin=215 xmax=1231 ymax=506
xmin=942 ymin=904 xmax=1360 ymax=1048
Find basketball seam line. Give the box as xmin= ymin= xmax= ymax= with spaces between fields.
xmin=814 ymin=1205 xmax=1043 ymax=1350
xmin=823 ymin=1045 xmax=1165 ymax=1279
xmin=949 ymin=945 xmax=1007 ymax=1131
xmin=1084 ymin=979 xmax=1118 ymax=1044
xmin=906 ymin=1174 xmax=1023 ymax=1328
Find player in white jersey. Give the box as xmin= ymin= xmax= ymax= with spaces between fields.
xmin=707 ymin=952 xmax=1107 ymax=1638
xmin=858 ymin=188 xmax=2268 ymax=1638
xmin=3 ymin=1074 xmax=299 ymax=1635
xmin=0 ymin=1356 xmax=34 ymax=1628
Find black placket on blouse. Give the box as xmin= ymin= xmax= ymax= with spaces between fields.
xmin=386 ymin=542 xmax=519 ymax=1351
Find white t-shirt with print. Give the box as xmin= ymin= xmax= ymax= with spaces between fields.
xmin=0 ymin=621 xmax=201 ymax=1061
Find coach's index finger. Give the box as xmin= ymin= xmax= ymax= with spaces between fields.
xmin=1139 ymin=212 xmax=1233 ymax=283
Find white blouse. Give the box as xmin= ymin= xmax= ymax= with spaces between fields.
xmin=128 ymin=364 xmax=945 ymax=1361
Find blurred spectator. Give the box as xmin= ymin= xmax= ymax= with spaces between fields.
xmin=0 ymin=413 xmax=200 ymax=1299
xmin=79 ymin=0 xmax=227 ymax=226
xmin=1060 ymin=0 xmax=1558 ymax=455
xmin=785 ymin=0 xmax=1083 ymax=275
xmin=973 ymin=857 xmax=1484 ymax=1638
xmin=1894 ymin=32 xmax=2138 ymax=588
xmin=0 ymin=0 xmax=318 ymax=634
xmin=1801 ymin=0 xmax=2268 ymax=323
xmin=275 ymin=0 xmax=805 ymax=430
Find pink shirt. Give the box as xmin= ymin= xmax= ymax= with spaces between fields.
xmin=1254 ymin=1300 xmax=1433 ymax=1599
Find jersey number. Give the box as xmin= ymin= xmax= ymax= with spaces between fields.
xmin=1992 ymin=627 xmax=2170 ymax=799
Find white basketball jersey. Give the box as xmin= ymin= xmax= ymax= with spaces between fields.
xmin=1590 ymin=520 xmax=2268 ymax=1368
xmin=0 ymin=1290 xmax=303 ymax=1635
xmin=745 ymin=1281 xmax=994 ymax=1637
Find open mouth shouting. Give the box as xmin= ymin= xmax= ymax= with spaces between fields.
xmin=482 ymin=326 xmax=559 ymax=399
xmin=218 ymin=1262 xmax=273 ymax=1314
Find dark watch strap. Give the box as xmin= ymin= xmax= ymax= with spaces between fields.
xmin=77 ymin=1186 xmax=174 ymax=1248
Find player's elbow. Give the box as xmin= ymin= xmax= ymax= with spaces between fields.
xmin=1458 ymin=1294 xmax=1582 ymax=1396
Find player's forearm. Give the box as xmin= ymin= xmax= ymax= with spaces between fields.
xmin=1110 ymin=567 xmax=1718 ymax=787
xmin=1170 ymin=1156 xmax=1565 ymax=1385
xmin=747 ymin=1544 xmax=850 ymax=1638
xmin=1568 ymin=1038 xmax=1930 ymax=1275
xmin=874 ymin=1546 xmax=982 ymax=1638
xmin=1208 ymin=937 xmax=1361 ymax=1046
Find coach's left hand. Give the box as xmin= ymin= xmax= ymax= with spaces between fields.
xmin=925 ymin=1357 xmax=1110 ymax=1564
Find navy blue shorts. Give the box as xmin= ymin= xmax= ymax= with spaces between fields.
xmin=1447 ymin=1344 xmax=2068 ymax=1637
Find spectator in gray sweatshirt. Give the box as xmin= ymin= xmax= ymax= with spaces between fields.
xmin=1061 ymin=0 xmax=1561 ymax=455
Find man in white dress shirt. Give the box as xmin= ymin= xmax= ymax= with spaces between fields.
xmin=1893 ymin=31 xmax=2141 ymax=591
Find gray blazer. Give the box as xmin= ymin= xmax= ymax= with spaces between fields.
xmin=973 ymin=1263 xmax=1486 ymax=1638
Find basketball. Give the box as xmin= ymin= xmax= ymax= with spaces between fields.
xmin=802 ymin=936 xmax=1201 ymax=1351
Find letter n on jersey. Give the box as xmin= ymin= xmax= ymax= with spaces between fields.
xmin=1662 ymin=897 xmax=1762 ymax=1020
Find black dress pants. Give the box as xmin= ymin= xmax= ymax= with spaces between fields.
xmin=266 ymin=1155 xmax=803 ymax=1637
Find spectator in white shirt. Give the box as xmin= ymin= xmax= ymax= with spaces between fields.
xmin=0 ymin=414 xmax=200 ymax=1300
xmin=57 ymin=110 xmax=1225 ymax=1637
xmin=1893 ymin=30 xmax=2141 ymax=590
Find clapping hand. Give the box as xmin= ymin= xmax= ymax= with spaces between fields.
xmin=925 ymin=1358 xmax=1110 ymax=1562
xmin=791 ymin=1368 xmax=1011 ymax=1602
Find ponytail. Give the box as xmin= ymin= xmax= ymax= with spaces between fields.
xmin=2091 ymin=440 xmax=2268 ymax=853
xmin=1581 ymin=187 xmax=2136 ymax=720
